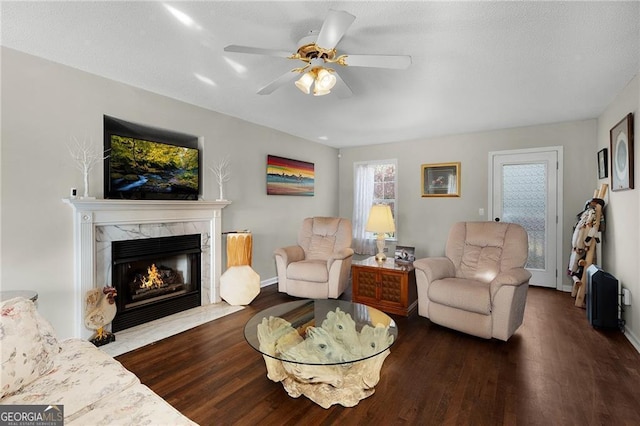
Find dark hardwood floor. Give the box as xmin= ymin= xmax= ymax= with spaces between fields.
xmin=116 ymin=285 xmax=640 ymax=425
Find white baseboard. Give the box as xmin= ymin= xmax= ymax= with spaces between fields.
xmin=260 ymin=276 xmax=277 ymax=287
xmin=624 ymin=325 xmax=640 ymax=354
xmin=559 ymin=285 xmax=640 ymax=354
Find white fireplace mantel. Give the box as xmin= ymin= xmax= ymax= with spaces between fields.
xmin=64 ymin=198 xmax=231 ymax=338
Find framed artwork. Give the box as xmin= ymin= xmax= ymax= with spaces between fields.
xmin=266 ymin=155 xmax=314 ymax=196
xmin=609 ymin=113 xmax=634 ymax=191
xmin=394 ymin=245 xmax=415 ymax=265
xmin=597 ymin=148 xmax=608 ymax=179
xmin=421 ymin=162 xmax=460 ymax=197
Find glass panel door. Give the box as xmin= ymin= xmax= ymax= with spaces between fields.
xmin=502 ymin=163 xmax=546 ymax=270
xmin=491 ymin=150 xmax=558 ymax=288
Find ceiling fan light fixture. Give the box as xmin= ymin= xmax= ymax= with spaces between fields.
xmin=313 ymin=87 xmax=331 ymax=96
xmin=295 ymin=71 xmax=314 ymax=94
xmin=226 ymin=9 xmax=410 ymax=98
xmin=315 ymin=68 xmax=336 ymax=91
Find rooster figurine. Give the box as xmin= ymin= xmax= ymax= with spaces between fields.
xmin=85 ymin=286 xmax=118 ymax=346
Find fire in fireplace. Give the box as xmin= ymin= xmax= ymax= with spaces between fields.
xmin=128 ymin=263 xmax=186 ymax=307
xmin=111 ymin=234 xmax=201 ymax=332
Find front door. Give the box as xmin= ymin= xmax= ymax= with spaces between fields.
xmin=489 ymin=148 xmax=562 ymax=289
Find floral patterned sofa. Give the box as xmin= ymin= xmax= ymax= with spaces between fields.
xmin=0 ymin=297 xmax=196 ymax=425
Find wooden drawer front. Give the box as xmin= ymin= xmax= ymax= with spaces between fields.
xmin=356 ymin=270 xmax=378 ymax=298
xmin=380 ymin=273 xmax=403 ymax=303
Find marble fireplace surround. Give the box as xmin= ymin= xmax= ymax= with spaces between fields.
xmin=64 ymin=198 xmax=231 ymax=339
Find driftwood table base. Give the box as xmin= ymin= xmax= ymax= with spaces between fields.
xmin=262 ymin=349 xmax=390 ymax=408
xmin=245 ymin=300 xmax=398 ymax=409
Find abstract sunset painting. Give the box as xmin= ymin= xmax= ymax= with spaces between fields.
xmin=266 ymin=155 xmax=314 ymax=196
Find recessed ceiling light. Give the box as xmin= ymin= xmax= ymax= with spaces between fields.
xmin=318 ymin=136 xmax=329 ymax=141
xmin=164 ymin=4 xmax=199 ymax=29
xmin=194 ymin=73 xmax=216 ymax=86
xmin=223 ymin=57 xmax=247 ymax=74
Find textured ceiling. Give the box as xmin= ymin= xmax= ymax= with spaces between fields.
xmin=2 ymin=1 xmax=639 ymax=148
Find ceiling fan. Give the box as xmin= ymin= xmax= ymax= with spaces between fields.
xmin=224 ymin=9 xmax=412 ymax=98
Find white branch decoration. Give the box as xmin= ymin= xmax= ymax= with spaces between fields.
xmin=68 ymin=137 xmax=109 ymax=199
xmin=209 ymin=156 xmax=231 ymax=201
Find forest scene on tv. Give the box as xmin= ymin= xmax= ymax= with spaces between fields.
xmin=109 ymin=135 xmax=199 ymax=196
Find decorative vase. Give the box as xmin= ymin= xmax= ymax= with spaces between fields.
xmin=83 ymin=171 xmax=90 ymax=198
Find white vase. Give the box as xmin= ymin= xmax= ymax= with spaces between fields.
xmin=83 ymin=170 xmax=90 ymax=198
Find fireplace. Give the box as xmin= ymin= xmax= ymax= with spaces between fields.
xmin=64 ymin=198 xmax=230 ymax=339
xmin=111 ymin=234 xmax=201 ymax=332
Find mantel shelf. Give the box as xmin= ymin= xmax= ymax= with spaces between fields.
xmin=62 ymin=198 xmax=231 ymax=211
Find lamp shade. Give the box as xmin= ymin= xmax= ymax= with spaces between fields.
xmin=365 ymin=204 xmax=396 ymax=233
xmin=295 ymin=72 xmax=314 ymax=94
xmin=315 ymin=68 xmax=337 ymax=91
xmin=313 ymin=87 xmax=331 ymax=96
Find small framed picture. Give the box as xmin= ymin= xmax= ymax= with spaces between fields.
xmin=421 ymin=162 xmax=460 ymax=197
xmin=394 ymin=245 xmax=415 ymax=264
xmin=610 ymin=113 xmax=634 ymax=191
xmin=597 ymin=148 xmax=608 ymax=179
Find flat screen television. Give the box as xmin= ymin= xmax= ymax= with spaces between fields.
xmin=104 ymin=116 xmax=200 ymax=200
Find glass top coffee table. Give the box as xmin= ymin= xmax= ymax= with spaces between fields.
xmin=244 ymin=299 xmax=398 ymax=408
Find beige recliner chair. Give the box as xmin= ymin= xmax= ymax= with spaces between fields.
xmin=414 ymin=221 xmax=531 ymax=341
xmin=274 ymin=217 xmax=354 ymax=299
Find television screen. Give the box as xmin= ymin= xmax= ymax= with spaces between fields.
xmin=109 ymin=135 xmax=198 ymax=198
xmin=106 ymin=135 xmax=199 ymax=199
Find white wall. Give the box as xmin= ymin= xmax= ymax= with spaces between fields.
xmin=4 ymin=46 xmax=638 ymax=348
xmin=0 ymin=47 xmax=339 ymax=338
xmin=598 ymin=73 xmax=640 ymax=350
xmin=339 ymin=120 xmax=596 ymax=289
xmin=338 ymin=74 xmax=640 ymax=349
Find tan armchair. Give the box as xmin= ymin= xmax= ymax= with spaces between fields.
xmin=414 ymin=221 xmax=531 ymax=341
xmin=274 ymin=217 xmax=354 ymax=299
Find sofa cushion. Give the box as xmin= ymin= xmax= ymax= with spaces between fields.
xmin=458 ymin=243 xmax=501 ymax=282
xmin=298 ymin=217 xmax=346 ymax=260
xmin=306 ymin=234 xmax=336 ymax=260
xmin=428 ymin=278 xmax=492 ymax=315
xmin=1 ymin=339 xmax=140 ymax=420
xmin=446 ymin=222 xmax=504 ymax=281
xmin=35 ymin=305 xmax=62 ymax=359
xmin=1 ymin=297 xmax=59 ymax=398
xmin=287 ymin=259 xmax=329 ymax=282
xmin=311 ymin=216 xmax=341 ymax=236
xmin=67 ymin=383 xmax=197 ymax=425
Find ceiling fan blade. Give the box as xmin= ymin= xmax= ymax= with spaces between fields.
xmin=257 ymin=70 xmax=300 ymax=95
xmin=224 ymin=45 xmax=292 ymax=58
xmin=331 ymin=72 xmax=353 ymax=99
xmin=315 ymin=9 xmax=356 ymax=51
xmin=342 ymin=54 xmax=412 ymax=69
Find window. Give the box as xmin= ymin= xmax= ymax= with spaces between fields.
xmin=372 ymin=163 xmax=397 ymax=234
xmin=353 ymin=160 xmax=397 ymax=255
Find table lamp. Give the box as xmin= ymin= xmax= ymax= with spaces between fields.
xmin=365 ymin=204 xmax=396 ymax=262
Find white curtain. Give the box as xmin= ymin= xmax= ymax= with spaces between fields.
xmin=353 ymin=163 xmax=376 ymax=255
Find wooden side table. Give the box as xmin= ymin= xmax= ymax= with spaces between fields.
xmin=351 ymin=257 xmax=417 ymax=316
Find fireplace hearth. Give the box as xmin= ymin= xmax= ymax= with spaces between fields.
xmin=111 ymin=234 xmax=201 ymax=332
